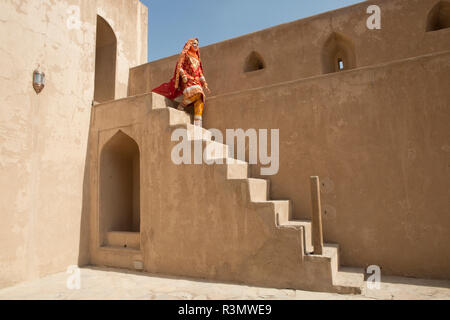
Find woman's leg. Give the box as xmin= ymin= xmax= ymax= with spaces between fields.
xmin=178 ymin=93 xmax=204 ymax=127
xmin=193 ymin=95 xmax=204 ymax=127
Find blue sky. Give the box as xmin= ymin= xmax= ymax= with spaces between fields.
xmin=140 ymin=0 xmax=366 ymax=62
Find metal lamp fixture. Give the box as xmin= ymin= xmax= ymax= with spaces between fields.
xmin=33 ymin=65 xmax=45 ymax=94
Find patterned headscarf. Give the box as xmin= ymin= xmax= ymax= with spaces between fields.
xmin=174 ymin=38 xmax=202 ymax=89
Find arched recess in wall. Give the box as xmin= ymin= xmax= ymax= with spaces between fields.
xmin=99 ymin=131 xmax=140 ymax=246
xmin=321 ymin=32 xmax=356 ymax=74
xmin=244 ymin=51 xmax=265 ymax=72
xmin=94 ymin=15 xmax=117 ymax=103
xmin=426 ymin=1 xmax=450 ymax=32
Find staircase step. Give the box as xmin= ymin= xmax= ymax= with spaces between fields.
xmin=253 ymin=200 xmax=291 ymax=224
xmin=325 ymin=244 xmax=339 ymax=279
xmin=269 ymin=200 xmax=291 ymax=224
xmin=306 ymin=243 xmax=339 ymax=279
xmin=170 ymin=123 xmax=213 ymax=141
xmin=168 ymin=107 xmax=191 ymax=126
xmin=170 ymin=123 xmax=228 ymax=162
xmin=333 ymin=267 xmax=365 ymax=295
xmin=225 ymin=159 xmax=249 ymax=179
xmin=98 ymin=246 xmax=144 ymax=271
xmin=248 ymin=178 xmax=270 ymax=202
xmin=106 ymin=231 xmax=140 ymax=250
xmin=188 ymin=124 xmax=213 ymax=140
xmin=306 ymin=243 xmax=339 ymax=258
xmin=152 ymin=92 xmax=177 ymax=110
xmin=280 ymin=220 xmax=313 ymax=253
xmin=101 ymin=246 xmax=142 ymax=254
xmin=201 ymin=140 xmax=229 ymax=162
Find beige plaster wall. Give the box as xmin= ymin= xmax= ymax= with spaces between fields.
xmin=203 ymin=51 xmax=450 ymax=280
xmin=0 ymin=0 xmax=147 ymax=288
xmin=129 ymin=0 xmax=450 ymax=98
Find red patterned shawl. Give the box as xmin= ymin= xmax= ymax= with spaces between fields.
xmin=152 ymin=38 xmax=204 ymax=100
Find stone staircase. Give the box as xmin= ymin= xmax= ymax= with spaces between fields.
xmin=153 ymin=94 xmax=364 ymax=294
xmin=90 ymin=92 xmax=365 ymax=294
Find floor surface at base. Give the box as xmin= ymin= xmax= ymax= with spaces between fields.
xmin=0 ymin=267 xmax=449 ymax=300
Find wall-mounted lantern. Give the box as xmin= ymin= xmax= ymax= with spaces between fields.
xmin=33 ymin=65 xmax=45 ymax=94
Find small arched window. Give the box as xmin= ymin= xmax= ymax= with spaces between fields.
xmin=321 ymin=32 xmax=356 ymax=74
xmin=244 ymin=51 xmax=265 ymax=73
xmin=426 ymin=1 xmax=450 ymax=32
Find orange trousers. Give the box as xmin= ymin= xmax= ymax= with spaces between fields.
xmin=183 ymin=93 xmax=204 ymax=117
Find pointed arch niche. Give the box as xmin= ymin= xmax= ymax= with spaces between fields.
xmin=99 ymin=131 xmax=140 ymax=247
xmin=94 ymin=15 xmax=117 ymax=103
xmin=321 ymin=32 xmax=356 ymax=74
xmin=244 ymin=51 xmax=265 ymax=73
xmin=426 ymin=1 xmax=450 ymax=32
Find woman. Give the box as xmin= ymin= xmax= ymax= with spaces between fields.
xmin=152 ymin=38 xmax=210 ymax=127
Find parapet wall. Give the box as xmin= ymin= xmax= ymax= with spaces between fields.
xmin=129 ymin=0 xmax=450 ymax=98
xmin=203 ymin=51 xmax=450 ymax=279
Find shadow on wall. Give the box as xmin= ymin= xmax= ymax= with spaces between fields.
xmin=94 ymin=15 xmax=117 ymax=103
xmin=426 ymin=1 xmax=450 ymax=32
xmin=78 ymin=111 xmax=93 ymax=266
xmin=244 ymin=51 xmax=265 ymax=73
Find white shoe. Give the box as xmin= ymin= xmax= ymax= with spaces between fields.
xmin=194 ymin=116 xmax=202 ymax=127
